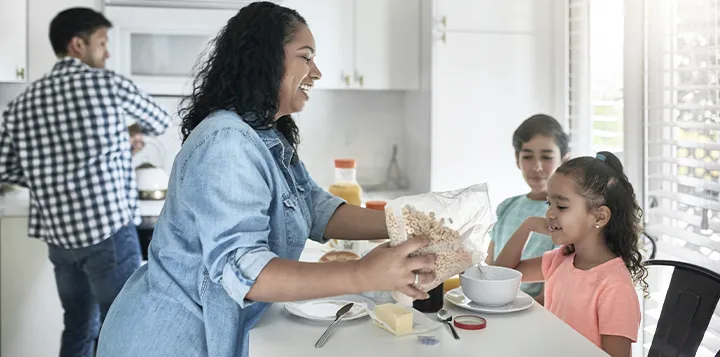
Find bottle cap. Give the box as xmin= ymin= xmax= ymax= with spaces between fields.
xmin=334 ymin=159 xmax=356 ymax=169
xmin=453 ymin=315 xmax=487 ymax=330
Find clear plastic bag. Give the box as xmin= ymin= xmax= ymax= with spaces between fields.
xmin=385 ymin=183 xmax=495 ymax=305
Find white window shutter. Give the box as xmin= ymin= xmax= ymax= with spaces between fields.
xmin=644 ymin=0 xmax=720 ymax=355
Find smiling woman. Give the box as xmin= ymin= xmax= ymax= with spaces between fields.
xmin=95 ymin=2 xmax=436 ymax=357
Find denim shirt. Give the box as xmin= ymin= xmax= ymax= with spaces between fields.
xmin=97 ymin=110 xmax=344 ymax=357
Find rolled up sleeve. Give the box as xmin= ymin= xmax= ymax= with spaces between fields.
xmin=182 ymin=126 xmax=277 ymax=308
xmin=304 ymin=169 xmax=344 ymax=243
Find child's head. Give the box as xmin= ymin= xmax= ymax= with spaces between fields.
xmin=546 ymin=151 xmax=648 ymax=292
xmin=512 ymin=114 xmax=570 ymax=195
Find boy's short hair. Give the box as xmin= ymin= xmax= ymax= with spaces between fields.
xmin=49 ymin=7 xmax=112 ymax=55
xmin=512 ymin=114 xmax=570 ymax=157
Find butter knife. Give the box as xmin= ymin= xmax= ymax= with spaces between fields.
xmin=315 ymin=302 xmax=354 ymax=348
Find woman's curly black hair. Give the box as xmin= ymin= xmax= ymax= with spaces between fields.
xmin=556 ymin=151 xmax=649 ymax=296
xmin=179 ymin=1 xmax=305 ymax=149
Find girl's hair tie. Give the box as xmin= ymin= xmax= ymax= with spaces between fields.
xmin=596 ymin=153 xmax=607 ymax=162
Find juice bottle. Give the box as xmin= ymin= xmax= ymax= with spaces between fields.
xmin=327 ymin=159 xmax=363 ymax=254
xmin=328 ymin=159 xmax=362 ymax=206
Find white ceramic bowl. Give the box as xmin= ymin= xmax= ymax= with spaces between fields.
xmin=459 ymin=265 xmax=522 ymax=307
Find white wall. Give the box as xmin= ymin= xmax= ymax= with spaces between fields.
xmin=295 ymin=90 xmax=408 ymax=189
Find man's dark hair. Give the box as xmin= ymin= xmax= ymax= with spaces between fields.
xmin=49 ymin=7 xmax=112 ymax=55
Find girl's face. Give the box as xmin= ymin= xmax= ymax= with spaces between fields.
xmin=545 ymin=173 xmax=599 ymax=246
xmin=516 ymin=135 xmax=564 ymax=196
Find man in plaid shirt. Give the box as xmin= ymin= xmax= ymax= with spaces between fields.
xmin=0 ymin=8 xmax=171 ymax=356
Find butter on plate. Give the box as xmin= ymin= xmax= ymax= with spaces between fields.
xmin=370 ymin=303 xmax=441 ymax=336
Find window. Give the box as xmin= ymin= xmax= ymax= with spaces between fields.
xmin=645 ymin=0 xmax=720 ymax=355
xmin=568 ymin=0 xmax=625 ymax=158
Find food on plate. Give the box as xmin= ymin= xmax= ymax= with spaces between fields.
xmin=374 ymin=303 xmax=414 ymax=335
xmin=318 ymin=251 xmax=360 ymax=263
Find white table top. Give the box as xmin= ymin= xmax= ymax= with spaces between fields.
xmin=250 ymin=298 xmax=609 ymax=357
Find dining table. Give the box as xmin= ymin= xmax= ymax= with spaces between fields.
xmin=249 ymin=243 xmax=610 ymax=357
xmin=249 ymin=297 xmax=610 ymax=357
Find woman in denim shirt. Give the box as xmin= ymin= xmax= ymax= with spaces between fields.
xmin=97 ymin=2 xmax=436 ymax=356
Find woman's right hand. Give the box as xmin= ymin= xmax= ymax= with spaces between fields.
xmin=355 ymin=236 xmax=436 ymax=300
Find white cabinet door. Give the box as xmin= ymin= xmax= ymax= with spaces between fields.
xmin=431 ymin=32 xmax=541 ymax=206
xmin=288 ymin=0 xmax=355 ymax=89
xmin=354 ymin=0 xmax=419 ymax=90
xmin=0 ymin=0 xmax=28 ymax=83
xmin=436 ymin=0 xmax=537 ymax=33
xmin=1 ymin=218 xmax=63 ymax=357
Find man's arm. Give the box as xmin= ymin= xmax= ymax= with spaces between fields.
xmin=0 ymin=110 xmax=27 ymax=187
xmin=113 ymin=74 xmax=172 ymax=136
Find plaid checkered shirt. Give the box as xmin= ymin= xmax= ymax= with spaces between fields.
xmin=0 ymin=57 xmax=171 ymax=249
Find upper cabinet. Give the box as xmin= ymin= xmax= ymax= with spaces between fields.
xmin=354 ymin=0 xmax=419 ymax=90
xmin=436 ymin=0 xmax=537 ymax=33
xmin=0 ymin=0 xmax=28 ymax=83
xmin=288 ymin=0 xmax=419 ymax=90
xmin=104 ymin=5 xmax=237 ymax=96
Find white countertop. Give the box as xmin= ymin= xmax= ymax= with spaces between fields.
xmin=0 ymin=188 xmax=166 ymax=218
xmin=250 ymin=299 xmax=609 ymax=357
xmin=0 ymin=189 xmax=410 ymax=218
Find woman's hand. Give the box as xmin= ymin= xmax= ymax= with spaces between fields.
xmin=522 ymin=217 xmax=550 ymax=235
xmin=356 ymin=236 xmax=436 ymax=300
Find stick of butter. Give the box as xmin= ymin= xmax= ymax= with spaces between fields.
xmin=373 ymin=303 xmax=414 ymax=336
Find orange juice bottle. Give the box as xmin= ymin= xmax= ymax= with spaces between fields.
xmin=328 ymin=159 xmax=362 ymax=206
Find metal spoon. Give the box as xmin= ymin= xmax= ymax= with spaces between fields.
xmin=476 ymin=264 xmax=488 ymax=280
xmin=315 ymin=303 xmax=354 ymax=348
xmin=437 ymin=308 xmax=460 ymax=340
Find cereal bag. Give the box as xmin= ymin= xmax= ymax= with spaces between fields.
xmin=385 ymin=183 xmax=495 ymax=305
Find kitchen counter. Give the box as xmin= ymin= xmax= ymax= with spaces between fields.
xmin=0 ymin=189 xmax=412 ymax=218
xmin=0 ymin=188 xmax=166 ymax=218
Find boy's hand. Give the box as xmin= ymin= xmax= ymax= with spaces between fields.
xmin=523 ymin=217 xmax=550 ymax=235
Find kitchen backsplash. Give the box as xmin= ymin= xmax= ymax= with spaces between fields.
xmin=1 ymin=83 xmax=411 ymax=191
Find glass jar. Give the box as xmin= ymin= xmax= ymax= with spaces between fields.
xmin=328 ymin=159 xmax=362 ymax=206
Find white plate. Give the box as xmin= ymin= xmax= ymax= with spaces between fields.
xmin=284 ymin=295 xmax=376 ymax=322
xmin=445 ymin=287 xmax=534 ymax=314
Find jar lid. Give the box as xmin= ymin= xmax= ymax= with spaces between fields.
xmin=365 ymin=200 xmax=387 ymax=211
xmin=334 ymin=159 xmax=356 ymax=169
xmin=453 ymin=315 xmax=487 ymax=330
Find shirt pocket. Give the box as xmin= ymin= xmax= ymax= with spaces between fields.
xmin=282 ymin=191 xmax=310 ymax=247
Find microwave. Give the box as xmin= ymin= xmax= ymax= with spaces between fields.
xmin=104 ymin=5 xmax=239 ymax=96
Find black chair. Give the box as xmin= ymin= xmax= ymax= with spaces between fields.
xmin=645 ymin=259 xmax=720 ymax=357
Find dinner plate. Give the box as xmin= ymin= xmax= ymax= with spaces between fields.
xmin=445 ymin=287 xmax=534 ymax=314
xmin=284 ymin=294 xmax=376 ymax=322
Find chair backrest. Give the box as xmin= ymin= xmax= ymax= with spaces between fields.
xmin=645 ymin=259 xmax=720 ymax=357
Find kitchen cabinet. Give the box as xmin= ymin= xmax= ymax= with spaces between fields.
xmin=395 ymin=0 xmax=557 ymax=205
xmin=0 ymin=0 xmax=28 ymax=83
xmin=288 ymin=0 xmax=419 ymax=90
xmin=1 ymin=217 xmax=63 ymax=357
xmin=430 ymin=31 xmax=539 ymax=205
xmin=436 ymin=0 xmax=537 ymax=33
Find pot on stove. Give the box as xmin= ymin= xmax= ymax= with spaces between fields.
xmin=136 ymin=163 xmax=169 ymax=200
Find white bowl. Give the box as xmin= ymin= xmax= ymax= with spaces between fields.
xmin=459 ymin=265 xmax=522 ymax=307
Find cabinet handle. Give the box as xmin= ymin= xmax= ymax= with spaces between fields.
xmin=441 ymin=32 xmax=447 ymax=44
xmin=16 ymin=68 xmax=25 ymax=80
xmin=442 ymin=15 xmax=447 ymax=28
xmin=357 ymin=74 xmax=364 ymax=86
xmin=343 ymin=74 xmax=351 ymax=86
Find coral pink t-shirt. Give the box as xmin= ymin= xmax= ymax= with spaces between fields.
xmin=542 ymin=247 xmax=641 ymax=348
